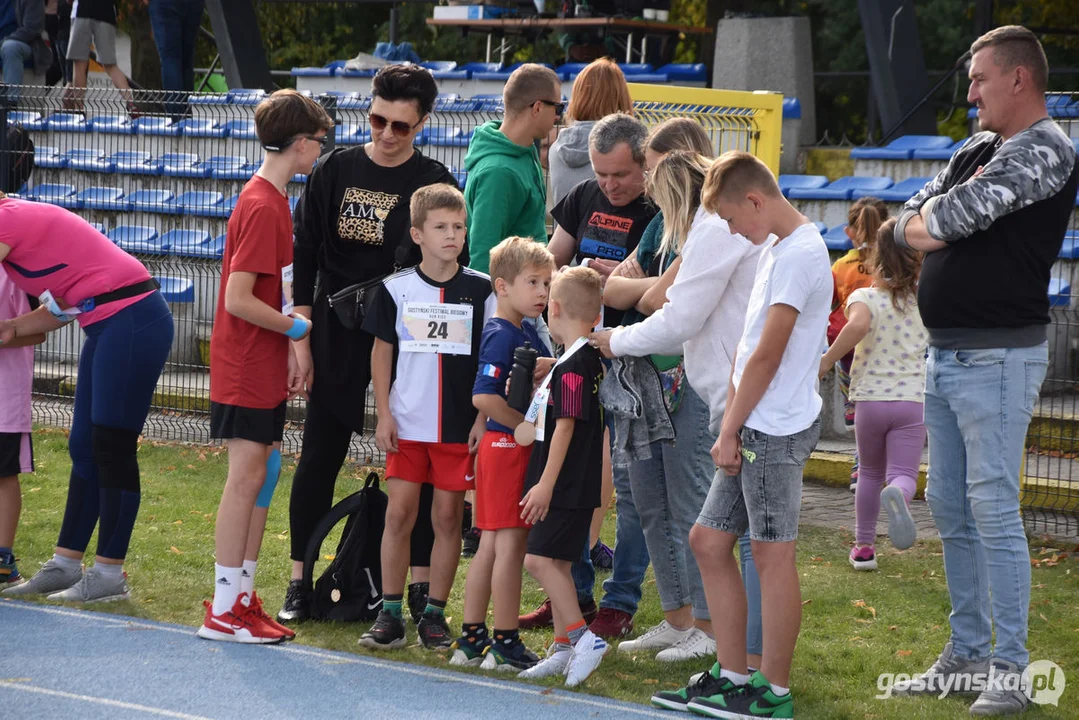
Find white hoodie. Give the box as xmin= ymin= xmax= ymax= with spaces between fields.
xmin=610 ymin=208 xmax=763 ymax=430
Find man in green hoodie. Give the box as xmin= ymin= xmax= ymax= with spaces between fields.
xmin=465 ymin=63 xmax=563 ymax=274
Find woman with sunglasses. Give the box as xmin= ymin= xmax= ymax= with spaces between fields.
xmin=279 ymin=65 xmax=462 ymax=624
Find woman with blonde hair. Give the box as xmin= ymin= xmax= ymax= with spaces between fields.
xmin=548 ymin=58 xmax=633 ymax=205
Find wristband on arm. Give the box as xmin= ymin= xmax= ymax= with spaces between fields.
xmin=284 ymin=316 xmax=308 ymax=340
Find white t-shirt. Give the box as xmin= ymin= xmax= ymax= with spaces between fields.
xmin=847 ymin=287 xmax=928 ymax=402
xmin=733 ymin=223 xmax=832 ymax=436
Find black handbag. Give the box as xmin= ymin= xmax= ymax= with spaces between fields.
xmin=326 ymin=277 xmax=384 ymax=331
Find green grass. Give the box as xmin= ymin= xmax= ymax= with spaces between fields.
xmin=9 ymin=428 xmax=1079 ymax=718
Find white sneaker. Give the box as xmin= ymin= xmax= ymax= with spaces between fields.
xmin=518 ymin=644 xmax=572 ymax=679
xmin=565 ymin=630 xmax=608 ymax=688
xmin=655 ymin=628 xmax=716 ymax=662
xmin=617 ymin=620 xmax=693 ymax=654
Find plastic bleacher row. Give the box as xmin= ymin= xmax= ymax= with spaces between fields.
xmin=291 ymin=60 xmax=710 ymax=85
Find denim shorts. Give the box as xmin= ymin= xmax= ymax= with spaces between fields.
xmin=697 ymin=419 xmax=821 ymax=542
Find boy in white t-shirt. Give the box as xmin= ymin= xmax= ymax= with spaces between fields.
xmin=671 ymin=151 xmax=831 ymax=719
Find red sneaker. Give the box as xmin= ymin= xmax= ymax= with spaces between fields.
xmin=519 ymin=597 xmax=553 ymax=629
xmin=589 ymin=607 xmax=633 ymax=640
xmin=249 ymin=592 xmax=296 ymax=640
xmin=196 ymin=593 xmax=287 ymax=644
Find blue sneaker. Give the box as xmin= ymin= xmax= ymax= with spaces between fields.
xmin=0 ymin=553 xmax=22 ymax=589
xmin=449 ymin=634 xmax=491 ymax=667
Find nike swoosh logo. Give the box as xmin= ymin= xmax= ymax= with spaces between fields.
xmin=367 ymin=598 xmax=383 ymax=611
xmin=465 ymin=474 xmax=475 ymax=482
xmin=364 ymin=568 xmax=382 ymax=610
xmin=750 ymin=700 xmax=784 ymax=713
xmin=5 ymin=260 xmax=68 ymax=278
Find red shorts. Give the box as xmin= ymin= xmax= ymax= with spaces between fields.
xmin=386 ymin=440 xmax=474 ymax=493
xmin=475 ymin=431 xmax=533 ymax=530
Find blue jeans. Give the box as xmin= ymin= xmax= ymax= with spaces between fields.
xmin=629 ymin=383 xmax=714 ymax=619
xmin=148 ymin=0 xmax=205 ymax=118
xmin=1 ymin=39 xmax=32 ymax=88
xmin=923 ymin=343 xmax=1047 ymax=667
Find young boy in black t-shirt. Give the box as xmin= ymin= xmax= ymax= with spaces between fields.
xmin=518 ymin=266 xmax=609 ymax=687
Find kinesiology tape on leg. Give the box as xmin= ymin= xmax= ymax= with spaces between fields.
xmin=92 ymin=426 xmax=142 ymax=560
xmin=256 ymin=449 xmax=282 ymax=509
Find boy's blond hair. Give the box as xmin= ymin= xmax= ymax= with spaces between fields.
xmin=410 ymin=183 xmax=466 ymax=228
xmin=489 ymin=237 xmax=555 ymax=285
xmin=551 ymin=266 xmax=603 ymax=322
xmin=701 ymin=150 xmax=782 ymax=213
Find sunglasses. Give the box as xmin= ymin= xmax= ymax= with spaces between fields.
xmin=369 ymin=112 xmax=425 ymax=137
xmin=537 ymin=99 xmax=566 ymax=117
xmin=264 ymin=134 xmax=328 ymax=152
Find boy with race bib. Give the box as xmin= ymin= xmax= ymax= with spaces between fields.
xmin=360 ymin=184 xmax=496 ymax=651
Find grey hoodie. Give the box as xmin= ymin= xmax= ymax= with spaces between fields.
xmin=548 ymin=121 xmax=596 ymax=207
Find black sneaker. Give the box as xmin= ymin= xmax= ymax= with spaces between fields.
xmin=358 ymin=610 xmax=406 ymax=650
xmin=652 ymin=662 xmax=735 ymax=712
xmin=480 ymin=638 xmax=541 ymax=671
xmin=688 ymin=671 xmax=793 ymax=718
xmin=276 ymin=580 xmax=310 ymax=623
xmin=417 ymin=611 xmax=453 ymax=649
xmin=461 ymin=527 xmax=481 ymax=558
xmin=407 ymin=581 xmax=429 ymax=624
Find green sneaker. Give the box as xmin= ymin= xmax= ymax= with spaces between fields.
xmin=689 ymin=671 xmax=792 ymax=719
xmin=653 ymin=662 xmax=738 ymax=712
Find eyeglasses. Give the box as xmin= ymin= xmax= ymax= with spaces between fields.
xmin=369 ymin=113 xmax=425 ymax=137
xmin=264 ymin=134 xmax=328 ymax=152
xmin=537 ymin=99 xmax=566 ymax=117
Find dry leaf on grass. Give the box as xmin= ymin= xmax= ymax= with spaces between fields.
xmin=802 ymin=599 xmax=812 ymax=606
xmin=642 ymin=679 xmax=658 ymax=685
xmin=896 ymin=650 xmax=913 ymax=657
xmin=851 ymin=599 xmax=877 ymax=618
xmin=169 ymin=546 xmax=183 ymax=554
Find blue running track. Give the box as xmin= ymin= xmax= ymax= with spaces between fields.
xmin=1 ymin=600 xmax=669 ymax=719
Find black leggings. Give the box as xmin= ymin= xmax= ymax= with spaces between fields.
xmin=289 ymin=397 xmax=434 ymax=567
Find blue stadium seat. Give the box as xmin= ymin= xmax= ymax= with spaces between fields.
xmin=160 ymin=153 xmax=204 ymax=177
xmin=850 ymin=135 xmax=955 ymax=161
xmin=178 ymin=191 xmax=225 ymax=217
xmin=90 ymin=114 xmax=134 ymax=134
xmin=155 ymin=276 xmax=195 ymax=302
xmin=291 ymin=65 xmax=335 ymax=77
xmin=814 ymin=222 xmax=828 ymax=235
xmin=1046 ymin=93 xmax=1079 ymax=118
xmin=34 ymin=145 xmax=65 ymax=169
xmin=289 ymin=196 xmax=299 ymax=214
xmin=557 ymin=62 xmax=589 ymax=80
xmin=656 ymin=63 xmax=707 ymax=84
xmin=472 ymin=94 xmax=504 ymax=112
xmin=228 ymin=89 xmax=266 ymax=105
xmin=31 ymin=183 xmax=77 ymax=207
xmin=823 ymin=224 xmax=853 ymax=251
xmin=855 ymin=176 xmax=932 ymax=203
xmin=178 ymin=117 xmax=228 ymax=138
xmin=778 ymin=174 xmax=828 ymax=198
xmin=787 ymin=176 xmax=894 ymax=200
xmin=1049 ymin=277 xmax=1071 ymax=308
xmin=440 ymin=97 xmax=480 ymax=112
xmin=223 ymin=119 xmax=257 ymax=140
xmin=221 ymin=195 xmax=239 ymax=217
xmin=428 ymin=127 xmax=470 ymax=147
xmin=618 ymin=63 xmax=654 ymax=75
xmin=128 ymin=189 xmax=177 ymax=214
xmin=108 ymin=226 xmax=159 ymax=253
xmin=78 ymin=186 xmax=127 ymax=211
xmin=453 ymin=170 xmax=467 ymax=189
xmin=111 ymin=150 xmax=162 ymax=176
xmin=335 ymin=123 xmax=368 ymax=146
xmin=7 ymin=111 xmax=44 ymax=130
xmin=461 ymin=62 xmax=501 ymax=76
xmin=134 ymin=116 xmax=180 ymax=136
xmin=46 ymin=113 xmax=87 ymax=132
xmin=422 ymin=60 xmax=458 ymax=73
xmin=162 ymin=229 xmax=213 ymax=258
xmin=338 ymin=94 xmax=372 ymax=111
xmin=207 ymin=155 xmax=252 ymax=181
xmin=208 ymin=234 xmax=227 ymax=258
xmin=91 ymin=222 xmax=107 ymax=234
xmin=189 ymin=93 xmax=229 ymax=106
xmin=1059 ymin=231 xmax=1079 ymax=260
xmin=626 ymin=73 xmax=668 ymax=84
xmin=912 ymin=138 xmax=967 ymax=161
xmin=336 ymin=65 xmax=379 ymax=78
xmin=65 ymin=148 xmax=114 ymax=173
xmin=473 ymin=62 xmax=527 ymax=81
xmin=782 ymin=99 xmax=801 ymax=119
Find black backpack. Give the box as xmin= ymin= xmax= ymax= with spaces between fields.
xmin=303 ymin=471 xmax=388 ymax=622
xmin=2 ymin=124 xmax=34 ymax=194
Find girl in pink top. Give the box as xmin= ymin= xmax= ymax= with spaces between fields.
xmin=0 ymin=195 xmax=174 ymax=602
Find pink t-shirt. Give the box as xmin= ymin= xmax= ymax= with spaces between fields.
xmin=0 ymin=198 xmax=153 ymax=326
xmin=0 ymin=266 xmax=34 ymax=433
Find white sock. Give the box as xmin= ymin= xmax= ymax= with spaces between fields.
xmin=93 ymin=562 xmax=123 ymax=579
xmin=770 ymin=683 xmax=790 ymax=696
xmin=52 ymin=554 xmax=81 ymax=572
xmin=241 ymin=560 xmax=257 ymax=596
xmin=720 ymin=668 xmax=751 ymax=686
xmin=212 ymin=564 xmax=242 ymax=615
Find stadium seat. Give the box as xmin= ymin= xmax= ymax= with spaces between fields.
xmin=453 ymin=170 xmax=467 ymax=189
xmin=77 ymin=186 xmax=127 ymax=211
xmin=207 ymin=155 xmax=253 ymax=181
xmin=618 ymin=63 xmax=654 ymax=75
xmin=422 ymin=60 xmax=458 ymax=73
xmin=557 ymin=62 xmax=589 ymax=80
xmin=112 ymin=150 xmax=162 ymax=176
xmin=1046 ymin=93 xmax=1079 ymax=118
xmin=178 ymin=191 xmax=225 ymax=217
xmin=1059 ymin=231 xmax=1079 ymax=260
xmin=291 ymin=65 xmax=335 ymax=77
xmin=65 ymin=148 xmax=114 ymax=173
xmin=7 ymin=111 xmax=45 ymax=130
xmin=1049 ymin=277 xmax=1071 ymax=308
xmin=31 ymin=183 xmax=77 ymax=207
xmin=473 ymin=94 xmax=504 ymax=112
xmin=626 ymin=73 xmax=668 ymax=84
xmin=850 ymin=135 xmax=955 ymax=161
xmin=473 ymin=62 xmax=528 ymax=81
xmin=223 ymin=119 xmax=257 ymax=140
xmin=814 ymin=222 xmax=827 ymax=234
xmin=134 ymin=116 xmax=180 ymax=136
xmin=156 ymin=276 xmax=195 ymax=302
xmin=855 ymin=176 xmax=932 ymax=202
xmin=460 ymin=62 xmax=501 ymax=76
xmin=91 ymin=222 xmax=107 ymax=234
xmin=178 ymin=117 xmax=228 ymax=138
xmin=208 ymin=234 xmax=227 ymax=258
xmin=46 ymin=113 xmax=87 ymax=132
xmin=778 ymin=174 xmax=828 ymax=197
xmin=912 ymin=138 xmax=967 ymax=161
xmin=428 ymin=127 xmax=470 ymax=147
xmin=128 ymin=189 xmax=177 ymax=214
xmin=335 ymin=123 xmax=368 ymax=146
xmin=228 ymin=89 xmax=266 ymax=105
xmin=656 ymin=63 xmax=707 ymax=84
xmin=90 ymin=114 xmax=134 ymax=134
xmin=338 ymin=94 xmax=372 ymax=111
xmin=108 ymin=226 xmax=159 ymax=252
xmin=163 ymin=229 xmax=214 ymax=258
xmin=782 ymin=99 xmax=801 ymax=119
xmin=160 ymin=153 xmax=204 ymax=177
xmin=189 ymin=93 xmax=230 ymax=106
xmin=823 ymin=224 xmax=853 ymax=251
xmin=787 ymin=176 xmax=894 ymax=200
xmin=34 ymin=145 xmax=65 ymax=169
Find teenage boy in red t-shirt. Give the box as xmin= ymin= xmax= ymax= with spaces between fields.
xmin=198 ymin=90 xmax=333 ymax=644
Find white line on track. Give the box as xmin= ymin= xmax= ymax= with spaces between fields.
xmin=0 ymin=681 xmax=213 ymax=720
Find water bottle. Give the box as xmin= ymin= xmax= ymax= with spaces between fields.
xmin=507 ymin=342 xmax=539 ymax=413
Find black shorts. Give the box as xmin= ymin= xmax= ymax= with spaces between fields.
xmin=526 ymin=507 xmax=593 ymax=562
xmin=210 ymin=402 xmax=286 ymax=446
xmin=0 ymin=432 xmax=34 ymax=476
